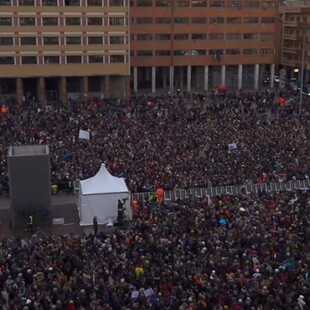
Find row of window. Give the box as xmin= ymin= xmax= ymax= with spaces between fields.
xmin=131 ymin=48 xmax=275 ymax=56
xmin=0 ymin=0 xmax=277 ymax=7
xmin=130 ymin=0 xmax=276 ymax=7
xmin=134 ymin=32 xmax=275 ymax=40
xmin=0 ymin=0 xmax=124 ymax=6
xmin=0 ymin=17 xmax=126 ymax=26
xmin=0 ymin=55 xmax=125 ymax=65
xmin=0 ymin=36 xmax=125 ymax=45
xmin=133 ymin=16 xmax=276 ymax=24
xmin=0 ymin=32 xmax=274 ymax=46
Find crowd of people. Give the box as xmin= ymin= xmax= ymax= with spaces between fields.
xmin=0 ymin=90 xmax=309 ymax=194
xmin=0 ymin=90 xmax=309 ymax=309
xmin=0 ymin=190 xmax=309 ymax=309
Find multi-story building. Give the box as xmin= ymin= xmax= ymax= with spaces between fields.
xmin=281 ymin=3 xmax=310 ymax=82
xmin=0 ymin=0 xmax=130 ymax=104
xmin=130 ymin=0 xmax=280 ymax=93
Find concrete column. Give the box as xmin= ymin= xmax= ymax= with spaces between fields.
xmin=38 ymin=77 xmax=46 ymax=105
xmin=60 ymin=76 xmax=67 ymax=104
xmin=187 ymin=65 xmax=192 ymax=92
xmin=254 ymin=64 xmax=259 ymax=90
xmin=133 ymin=67 xmax=138 ymax=93
xmin=151 ymin=66 xmax=156 ymax=93
xmin=270 ymin=64 xmax=275 ymax=88
xmin=204 ymin=65 xmax=209 ymax=91
xmin=83 ymin=76 xmax=88 ymax=100
xmin=105 ymin=76 xmax=110 ymax=97
xmin=16 ymin=78 xmax=23 ymax=105
xmin=221 ymin=65 xmax=226 ymax=86
xmin=169 ymin=66 xmax=174 ymax=93
xmin=238 ymin=64 xmax=243 ymax=90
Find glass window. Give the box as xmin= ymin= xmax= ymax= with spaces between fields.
xmin=0 ymin=56 xmax=14 ymax=64
xmin=174 ymin=33 xmax=189 ymax=40
xmin=174 ymin=17 xmax=189 ymax=24
xmin=176 ymin=1 xmax=189 ymax=7
xmin=65 ymin=0 xmax=79 ymax=5
xmin=261 ymin=17 xmax=275 ymax=23
xmin=87 ymin=0 xmax=102 ymax=5
xmin=174 ymin=50 xmax=189 ymax=56
xmin=65 ymin=17 xmax=80 ymax=25
xmin=109 ymin=0 xmax=123 ymax=5
xmin=192 ymin=33 xmax=207 ymax=40
xmin=19 ymin=0 xmax=34 ymax=5
xmin=20 ymin=37 xmax=37 ymax=45
xmin=0 ymin=0 xmax=11 ymax=4
xmin=210 ymin=17 xmax=224 ymax=24
xmin=43 ymin=17 xmax=58 ymax=26
xmin=44 ymin=56 xmax=59 ymax=64
xmin=21 ymin=56 xmax=37 ymax=64
xmin=227 ymin=17 xmax=241 ymax=24
xmin=260 ymin=48 xmax=274 ymax=55
xmin=244 ymin=1 xmax=258 ymax=7
xmin=88 ymin=18 xmax=103 ymax=25
xmin=260 ymin=33 xmax=274 ymax=40
xmin=67 ymin=55 xmax=82 ymax=63
xmin=210 ymin=1 xmax=224 ymax=7
xmin=137 ymin=50 xmax=152 ymax=56
xmin=209 ymin=49 xmax=223 ymax=56
xmin=209 ymin=33 xmax=224 ymax=39
xmin=262 ymin=1 xmax=275 ymax=7
xmin=155 ymin=50 xmax=170 ymax=56
xmin=137 ymin=34 xmax=153 ymax=40
xmin=226 ymin=49 xmax=240 ymax=55
xmin=89 ymin=55 xmax=104 ymax=63
xmin=155 ymin=17 xmax=170 ymax=24
xmin=109 ymin=17 xmax=124 ymax=25
xmin=0 ymin=37 xmax=13 ymax=45
xmin=155 ymin=33 xmax=171 ymax=40
xmin=192 ymin=0 xmax=207 ymax=6
xmin=191 ymin=49 xmax=206 ymax=55
xmin=227 ymin=1 xmax=241 ymax=7
xmin=110 ymin=55 xmax=124 ymax=62
xmin=243 ymin=33 xmax=258 ymax=39
xmin=43 ymin=37 xmax=59 ymax=45
xmin=19 ymin=17 xmax=35 ymax=25
xmin=137 ymin=0 xmax=152 ymax=6
xmin=192 ymin=17 xmax=207 ymax=23
xmin=42 ymin=0 xmax=57 ymax=5
xmin=244 ymin=17 xmax=259 ymax=23
xmin=66 ymin=36 xmax=81 ymax=44
xmin=110 ymin=36 xmax=124 ymax=44
xmin=243 ymin=48 xmax=257 ymax=55
xmin=136 ymin=17 xmax=152 ymax=24
xmin=88 ymin=36 xmax=103 ymax=44
xmin=226 ymin=33 xmax=241 ymax=40
xmin=0 ymin=17 xmax=12 ymax=25
xmin=155 ymin=0 xmax=170 ymax=6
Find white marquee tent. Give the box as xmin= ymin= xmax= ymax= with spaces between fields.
xmin=77 ymin=163 xmax=131 ymax=226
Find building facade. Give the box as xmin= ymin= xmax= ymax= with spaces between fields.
xmin=0 ymin=0 xmax=130 ymax=104
xmin=281 ymin=4 xmax=310 ymax=82
xmin=130 ymin=0 xmax=280 ymax=93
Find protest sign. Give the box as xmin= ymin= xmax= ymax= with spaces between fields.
xmin=79 ymin=129 xmax=90 ymax=140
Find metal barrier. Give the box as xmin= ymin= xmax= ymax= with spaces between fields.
xmin=130 ymin=178 xmax=310 ymax=202
xmin=73 ymin=178 xmax=310 ymax=202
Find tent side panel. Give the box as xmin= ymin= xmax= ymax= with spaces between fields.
xmin=79 ymin=192 xmax=131 ymax=226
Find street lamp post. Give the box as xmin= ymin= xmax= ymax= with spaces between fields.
xmin=299 ymin=29 xmax=307 ymax=116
